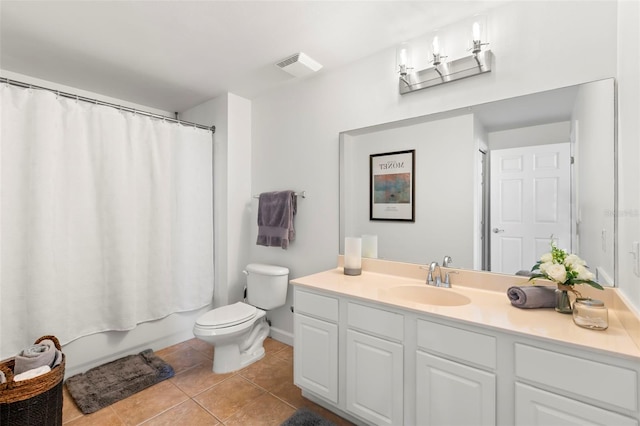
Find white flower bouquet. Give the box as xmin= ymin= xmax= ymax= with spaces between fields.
xmin=529 ymin=241 xmax=603 ymax=290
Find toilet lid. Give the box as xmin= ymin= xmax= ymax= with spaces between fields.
xmin=196 ymin=302 xmax=257 ymax=328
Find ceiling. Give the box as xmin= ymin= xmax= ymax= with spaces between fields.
xmin=0 ymin=1 xmax=504 ymax=113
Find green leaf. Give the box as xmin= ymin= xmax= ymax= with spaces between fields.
xmin=527 ymin=273 xmax=547 ymax=283
xmin=568 ymin=279 xmax=604 ymax=290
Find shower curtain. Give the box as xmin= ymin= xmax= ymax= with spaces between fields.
xmin=0 ymin=84 xmax=214 ymax=358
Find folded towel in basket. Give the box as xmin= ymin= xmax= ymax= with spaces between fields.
xmin=0 ymin=370 xmax=5 ymax=384
xmin=256 ymin=190 xmax=297 ymax=249
xmin=14 ymin=365 xmax=51 ymax=382
xmin=507 ymin=285 xmax=556 ymax=309
xmin=13 ymin=339 xmax=63 ymax=375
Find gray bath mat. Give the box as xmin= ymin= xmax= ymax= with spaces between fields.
xmin=281 ymin=407 xmax=337 ymax=426
xmin=64 ymin=349 xmax=174 ymax=414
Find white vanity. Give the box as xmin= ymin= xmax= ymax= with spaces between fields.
xmin=291 ymin=259 xmax=640 ymax=426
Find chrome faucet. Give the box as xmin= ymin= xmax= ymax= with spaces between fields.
xmin=427 ymin=261 xmax=442 ymax=287
xmin=442 ymin=255 xmax=452 ymax=267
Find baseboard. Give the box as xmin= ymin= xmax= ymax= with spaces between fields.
xmin=269 ymin=326 xmax=293 ymax=346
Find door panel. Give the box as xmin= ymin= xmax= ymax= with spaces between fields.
xmin=490 ymin=143 xmax=571 ymax=273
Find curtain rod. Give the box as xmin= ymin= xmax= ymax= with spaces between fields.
xmin=0 ymin=77 xmax=216 ymax=133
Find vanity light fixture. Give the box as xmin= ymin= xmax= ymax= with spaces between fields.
xmin=398 ymin=16 xmax=492 ymax=95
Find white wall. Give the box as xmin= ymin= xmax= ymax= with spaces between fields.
xmin=572 ymin=79 xmax=616 ymax=284
xmin=488 ymin=122 xmax=570 ymax=150
xmin=250 ymin=1 xmax=622 ymax=338
xmin=616 ymin=0 xmax=640 ymax=315
xmin=181 ymin=93 xmax=253 ymax=308
xmin=342 ymin=114 xmax=476 ymax=267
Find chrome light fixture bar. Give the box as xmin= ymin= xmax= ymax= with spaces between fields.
xmin=399 ymin=50 xmax=492 ymax=94
xmin=398 ymin=16 xmax=492 ymax=95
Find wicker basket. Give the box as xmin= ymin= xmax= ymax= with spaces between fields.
xmin=0 ymin=335 xmax=65 ymax=426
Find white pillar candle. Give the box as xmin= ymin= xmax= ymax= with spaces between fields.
xmin=344 ymin=237 xmax=362 ymax=276
xmin=362 ymin=234 xmax=378 ymax=259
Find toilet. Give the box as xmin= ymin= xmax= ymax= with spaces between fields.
xmin=193 ymin=263 xmax=289 ymax=373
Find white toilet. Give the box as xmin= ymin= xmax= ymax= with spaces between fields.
xmin=193 ymin=263 xmax=289 ymax=373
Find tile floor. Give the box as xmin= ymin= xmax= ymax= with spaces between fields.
xmin=62 ymin=338 xmax=354 ymax=426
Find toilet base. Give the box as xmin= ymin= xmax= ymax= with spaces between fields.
xmin=212 ymin=343 xmax=266 ymax=374
xmin=210 ymin=316 xmax=270 ymax=374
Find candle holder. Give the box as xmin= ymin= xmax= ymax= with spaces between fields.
xmin=344 ymin=237 xmax=362 ymax=276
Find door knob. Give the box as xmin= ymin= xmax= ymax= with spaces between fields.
xmin=492 ymin=228 xmax=504 ymax=233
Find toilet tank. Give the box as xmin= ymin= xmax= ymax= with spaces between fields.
xmin=245 ymin=263 xmax=290 ymax=310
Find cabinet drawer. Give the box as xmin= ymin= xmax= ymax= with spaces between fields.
xmin=515 ymin=343 xmax=638 ymax=412
xmin=347 ymin=302 xmax=403 ymax=341
xmin=515 ymin=382 xmax=638 ymax=426
xmin=294 ymin=289 xmax=339 ymax=322
xmin=417 ymin=319 xmax=496 ymax=370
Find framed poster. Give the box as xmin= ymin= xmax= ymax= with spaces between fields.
xmin=370 ymin=149 xmax=415 ymax=221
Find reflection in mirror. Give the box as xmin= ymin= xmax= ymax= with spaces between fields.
xmin=340 ymin=78 xmax=616 ymax=286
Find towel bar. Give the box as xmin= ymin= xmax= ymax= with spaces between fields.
xmin=253 ymin=190 xmax=306 ymax=199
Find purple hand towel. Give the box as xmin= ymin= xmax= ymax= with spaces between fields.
xmin=507 ymin=285 xmax=556 ymax=309
xmin=256 ymin=190 xmax=296 ymax=249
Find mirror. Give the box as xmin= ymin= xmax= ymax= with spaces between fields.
xmin=340 ymin=78 xmax=616 ymax=285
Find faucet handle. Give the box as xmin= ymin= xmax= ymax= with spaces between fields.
xmin=444 ymin=270 xmax=459 ymax=287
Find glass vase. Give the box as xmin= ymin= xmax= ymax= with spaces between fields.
xmin=555 ymin=285 xmax=573 ymax=314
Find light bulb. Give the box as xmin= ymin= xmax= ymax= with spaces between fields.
xmin=472 ymin=22 xmax=481 ymax=41
xmin=396 ymin=42 xmax=412 ymax=75
xmin=399 ymin=48 xmax=408 ymax=66
xmin=432 ymin=36 xmax=440 ymax=55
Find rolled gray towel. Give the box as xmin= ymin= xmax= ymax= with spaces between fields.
xmin=507 ymin=285 xmax=556 ymax=309
xmin=0 ymin=370 xmax=5 ymax=384
xmin=13 ymin=339 xmax=62 ymax=375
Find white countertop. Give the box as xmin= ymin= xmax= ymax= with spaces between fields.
xmin=291 ymin=261 xmax=640 ymax=361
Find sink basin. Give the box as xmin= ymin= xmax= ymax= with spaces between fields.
xmin=383 ymin=285 xmax=471 ymax=307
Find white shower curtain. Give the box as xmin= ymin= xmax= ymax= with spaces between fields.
xmin=0 ymin=84 xmax=214 ymax=358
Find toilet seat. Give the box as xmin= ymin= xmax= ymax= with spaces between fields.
xmin=196 ymin=302 xmax=257 ymax=329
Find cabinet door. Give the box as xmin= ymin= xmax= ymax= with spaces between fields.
xmin=346 ymin=329 xmax=403 ymax=426
xmin=515 ymin=383 xmax=638 ymax=426
xmin=416 ymin=351 xmax=496 ymax=426
xmin=294 ymin=313 xmax=338 ymax=403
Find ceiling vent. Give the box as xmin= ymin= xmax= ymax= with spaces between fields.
xmin=276 ymin=52 xmax=322 ymax=78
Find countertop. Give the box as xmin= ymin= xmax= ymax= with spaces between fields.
xmin=291 ymin=260 xmax=640 ymax=361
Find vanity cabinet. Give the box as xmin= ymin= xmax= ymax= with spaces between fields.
xmin=293 ymin=289 xmax=339 ymax=404
xmin=345 ymin=302 xmax=404 ymax=426
xmin=292 ymin=281 xmax=640 ymax=426
xmin=415 ymin=319 xmax=496 ymax=426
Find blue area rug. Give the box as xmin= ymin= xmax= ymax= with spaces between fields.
xmin=281 ymin=407 xmax=337 ymax=426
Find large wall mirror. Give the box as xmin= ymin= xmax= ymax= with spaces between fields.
xmin=340 ymin=78 xmax=616 ymax=286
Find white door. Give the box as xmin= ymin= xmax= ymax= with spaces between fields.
xmin=346 ymin=329 xmax=403 ymax=426
xmin=293 ymin=314 xmax=339 ymax=403
xmin=490 ymin=143 xmax=571 ymax=274
xmin=416 ymin=351 xmax=496 ymax=426
xmin=515 ymin=383 xmax=638 ymax=426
